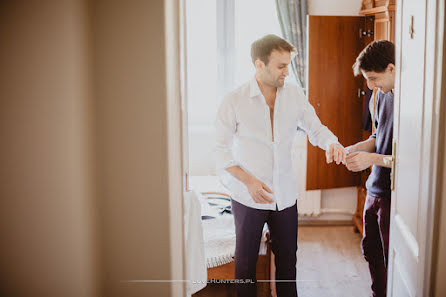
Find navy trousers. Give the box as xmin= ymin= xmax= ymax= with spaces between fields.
xmin=231 ymin=199 xmax=298 ymax=297
xmin=362 ymin=194 xmax=391 ymax=297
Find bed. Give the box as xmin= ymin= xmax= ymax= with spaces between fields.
xmin=190 ymin=176 xmax=275 ymax=297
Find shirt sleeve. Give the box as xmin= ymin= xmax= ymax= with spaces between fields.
xmin=296 ymin=87 xmax=339 ymax=150
xmin=215 ymin=95 xmax=238 ymax=173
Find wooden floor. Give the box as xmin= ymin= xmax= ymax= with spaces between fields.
xmin=193 ymin=226 xmax=371 ymax=297
xmin=296 ymin=226 xmax=371 ymax=297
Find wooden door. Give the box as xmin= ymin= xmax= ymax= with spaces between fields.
xmin=387 ymin=0 xmax=442 ymax=295
xmin=306 ymin=16 xmax=365 ymax=190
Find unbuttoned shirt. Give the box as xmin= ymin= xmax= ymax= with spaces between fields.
xmin=215 ymin=77 xmax=338 ymax=211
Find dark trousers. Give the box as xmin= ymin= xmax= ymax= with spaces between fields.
xmin=361 ymin=194 xmax=391 ymax=297
xmin=231 ymin=199 xmax=298 ymax=297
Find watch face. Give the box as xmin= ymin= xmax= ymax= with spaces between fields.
xmin=383 ymin=156 xmax=393 ymax=166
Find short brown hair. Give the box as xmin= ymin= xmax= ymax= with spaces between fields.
xmin=251 ymin=34 xmax=296 ymax=65
xmin=353 ymin=40 xmax=395 ymax=76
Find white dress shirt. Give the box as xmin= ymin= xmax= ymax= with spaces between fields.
xmin=215 ymin=77 xmax=338 ymax=211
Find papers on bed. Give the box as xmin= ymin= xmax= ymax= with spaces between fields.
xmin=189 ymin=176 xmax=269 ymax=268
xmin=200 ymin=194 xmax=232 ymax=219
xmin=201 ymin=206 xmax=269 ymax=268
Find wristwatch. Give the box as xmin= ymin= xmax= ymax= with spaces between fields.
xmin=383 ymin=156 xmax=393 ymax=167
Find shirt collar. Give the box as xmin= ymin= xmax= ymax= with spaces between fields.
xmin=249 ymin=77 xmax=262 ymax=98
xmin=249 ymin=76 xmax=284 ymax=99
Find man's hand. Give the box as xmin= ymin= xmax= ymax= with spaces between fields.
xmin=345 ymin=151 xmax=373 ymax=172
xmin=326 ymin=143 xmax=347 ymax=165
xmin=345 ymin=144 xmax=357 ymax=155
xmin=245 ymin=176 xmax=274 ymax=204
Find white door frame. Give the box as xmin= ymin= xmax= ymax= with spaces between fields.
xmin=418 ymin=0 xmax=445 ymax=295
xmin=389 ymin=0 xmax=445 ymax=296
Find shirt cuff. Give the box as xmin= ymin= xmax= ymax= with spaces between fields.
xmin=322 ymin=138 xmax=340 ymax=151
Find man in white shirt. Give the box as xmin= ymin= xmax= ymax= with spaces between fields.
xmin=215 ymin=34 xmax=346 ymax=297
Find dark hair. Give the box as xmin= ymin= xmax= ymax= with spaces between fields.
xmin=353 ymin=40 xmax=395 ymax=76
xmin=251 ymin=34 xmax=296 ymax=65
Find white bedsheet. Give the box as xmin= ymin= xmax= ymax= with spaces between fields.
xmin=184 ymin=190 xmax=207 ymax=296
xmin=201 ymin=208 xmax=269 ymax=268
xmin=189 ymin=176 xmax=269 ymax=269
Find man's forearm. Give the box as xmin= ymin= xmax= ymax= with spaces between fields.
xmin=350 ymin=138 xmax=376 ymax=153
xmin=225 ymin=166 xmax=254 ymax=185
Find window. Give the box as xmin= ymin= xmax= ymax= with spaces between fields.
xmin=233 ymin=0 xmax=283 ymax=85
xmin=185 ymin=0 xmax=285 ymax=175
xmin=186 ymin=0 xmax=283 ymax=128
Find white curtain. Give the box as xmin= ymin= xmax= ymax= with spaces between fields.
xmin=276 ymin=0 xmax=308 ymax=89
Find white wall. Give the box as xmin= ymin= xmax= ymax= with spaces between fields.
xmin=189 ymin=126 xmax=217 ymax=176
xmin=92 ymin=0 xmax=184 ymax=296
xmin=0 ymin=2 xmax=99 ymax=296
xmin=0 ymin=1 xmax=184 ymax=296
xmin=308 ymin=0 xmax=361 ymax=16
